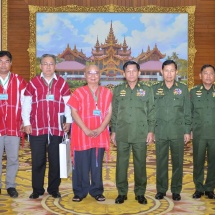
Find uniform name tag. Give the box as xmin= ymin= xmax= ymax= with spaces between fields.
xmin=0 ymin=94 xmax=8 ymax=100
xmin=46 ymin=94 xmax=54 ymax=101
xmin=93 ymin=109 xmax=101 ymax=116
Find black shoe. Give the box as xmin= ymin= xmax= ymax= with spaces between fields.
xmin=135 ymin=195 xmax=147 ymax=204
xmin=29 ymin=192 xmax=40 ymax=199
xmin=172 ymin=193 xmax=181 ymax=201
xmin=51 ymin=191 xmax=61 ymax=198
xmin=155 ymin=192 xmax=166 ymax=200
xmin=7 ymin=188 xmax=18 ymax=198
xmin=192 ymin=191 xmax=204 ymax=199
xmin=115 ymin=195 xmax=127 ymax=204
xmin=205 ymin=191 xmax=215 ymax=199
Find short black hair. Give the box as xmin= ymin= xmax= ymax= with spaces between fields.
xmin=40 ymin=54 xmax=56 ymax=64
xmin=162 ymin=60 xmax=177 ymax=70
xmin=200 ymin=64 xmax=215 ymax=73
xmin=123 ymin=60 xmax=140 ymax=71
xmin=0 ymin=51 xmax=12 ymax=61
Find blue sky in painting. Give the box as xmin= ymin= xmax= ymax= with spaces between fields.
xmin=36 ymin=12 xmax=188 ymax=60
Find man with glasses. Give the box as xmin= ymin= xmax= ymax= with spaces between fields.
xmin=191 ymin=64 xmax=215 ymax=199
xmin=22 ymin=54 xmax=72 ymax=199
xmin=152 ymin=59 xmax=191 ymax=201
xmin=67 ymin=65 xmax=112 ymax=202
xmin=111 ymin=60 xmax=155 ymax=204
xmin=0 ymin=51 xmax=26 ymax=198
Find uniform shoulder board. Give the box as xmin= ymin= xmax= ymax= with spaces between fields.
xmin=152 ymin=81 xmax=160 ymax=86
xmin=139 ymin=81 xmax=151 ymax=87
xmin=179 ymin=81 xmax=187 ymax=86
xmin=190 ymin=85 xmax=198 ymax=90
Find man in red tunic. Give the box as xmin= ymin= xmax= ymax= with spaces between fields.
xmin=67 ymin=65 xmax=112 ymax=202
xmin=22 ymin=54 xmax=72 ymax=199
xmin=0 ymin=51 xmax=26 ymax=197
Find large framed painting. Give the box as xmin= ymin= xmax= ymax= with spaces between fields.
xmin=28 ymin=4 xmax=196 ymax=89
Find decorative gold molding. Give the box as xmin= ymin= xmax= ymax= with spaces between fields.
xmin=28 ymin=4 xmax=196 ymax=88
xmin=1 ymin=0 xmax=8 ymax=50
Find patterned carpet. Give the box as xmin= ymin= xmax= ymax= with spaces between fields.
xmin=0 ymin=141 xmax=215 ymax=215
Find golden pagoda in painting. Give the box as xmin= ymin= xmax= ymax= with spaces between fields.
xmin=56 ymin=22 xmax=166 ymax=83
xmin=90 ymin=21 xmax=132 ymax=78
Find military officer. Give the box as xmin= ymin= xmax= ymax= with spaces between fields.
xmin=111 ymin=60 xmax=155 ymax=204
xmin=190 ymin=64 xmax=215 ymax=199
xmin=152 ymin=59 xmax=191 ymax=201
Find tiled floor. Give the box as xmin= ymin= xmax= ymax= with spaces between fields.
xmin=0 ymin=142 xmax=214 ymax=215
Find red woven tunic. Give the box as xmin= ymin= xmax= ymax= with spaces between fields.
xmin=0 ymin=73 xmax=26 ymax=136
xmin=67 ymin=85 xmax=112 ymax=152
xmin=24 ymin=75 xmax=71 ymax=136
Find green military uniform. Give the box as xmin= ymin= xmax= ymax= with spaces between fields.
xmin=111 ymin=81 xmax=155 ymax=196
xmin=190 ymin=84 xmax=215 ymax=192
xmin=152 ymin=81 xmax=191 ymax=194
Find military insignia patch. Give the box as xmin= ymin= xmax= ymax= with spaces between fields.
xmin=137 ymin=89 xmax=146 ymax=96
xmin=173 ymin=88 xmax=182 ymax=95
xmin=196 ymin=90 xmax=202 ymax=97
xmin=212 ymin=92 xmax=215 ymax=97
xmin=156 ymin=88 xmax=164 ymax=95
xmin=120 ymin=90 xmax=126 ymax=96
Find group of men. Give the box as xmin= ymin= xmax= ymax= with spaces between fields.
xmin=0 ymin=50 xmax=215 ymax=206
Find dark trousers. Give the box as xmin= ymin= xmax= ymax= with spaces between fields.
xmin=116 ymin=141 xmax=147 ymax=196
xmin=29 ymin=134 xmax=62 ymax=194
xmin=156 ymin=138 xmax=184 ymax=194
xmin=193 ymin=138 xmax=215 ymax=192
xmin=72 ymin=148 xmax=105 ymax=198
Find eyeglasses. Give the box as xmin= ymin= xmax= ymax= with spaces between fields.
xmin=0 ymin=60 xmax=11 ymax=65
xmin=86 ymin=71 xmax=100 ymax=76
xmin=41 ymin=62 xmax=55 ymax=67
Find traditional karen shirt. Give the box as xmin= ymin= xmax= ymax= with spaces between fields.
xmin=23 ymin=75 xmax=71 ymax=136
xmin=67 ymin=85 xmax=112 ymax=153
xmin=0 ymin=72 xmax=26 ymax=136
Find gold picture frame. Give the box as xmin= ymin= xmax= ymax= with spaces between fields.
xmin=1 ymin=0 xmax=8 ymax=50
xmin=28 ymin=4 xmax=196 ymax=88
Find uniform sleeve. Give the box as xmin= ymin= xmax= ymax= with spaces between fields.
xmin=147 ymin=86 xmax=155 ymax=133
xmin=110 ymin=86 xmax=118 ymax=133
xmin=183 ymin=86 xmax=192 ymax=134
xmin=190 ymin=88 xmax=194 ymax=131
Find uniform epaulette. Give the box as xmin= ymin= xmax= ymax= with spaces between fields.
xmin=179 ymin=81 xmax=187 ymax=86
xmin=152 ymin=81 xmax=160 ymax=86
xmin=191 ymin=85 xmax=198 ymax=90
xmin=139 ymin=81 xmax=151 ymax=87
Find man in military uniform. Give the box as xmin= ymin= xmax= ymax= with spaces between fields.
xmin=152 ymin=60 xmax=191 ymax=201
xmin=190 ymin=64 xmax=215 ymax=199
xmin=111 ymin=60 xmax=155 ymax=204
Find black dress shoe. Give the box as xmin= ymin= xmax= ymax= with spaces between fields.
xmin=115 ymin=195 xmax=127 ymax=204
xmin=205 ymin=191 xmax=215 ymax=199
xmin=155 ymin=192 xmax=166 ymax=200
xmin=135 ymin=195 xmax=147 ymax=204
xmin=51 ymin=191 xmax=61 ymax=198
xmin=172 ymin=193 xmax=181 ymax=201
xmin=192 ymin=191 xmax=204 ymax=199
xmin=7 ymin=188 xmax=18 ymax=198
xmin=29 ymin=192 xmax=40 ymax=199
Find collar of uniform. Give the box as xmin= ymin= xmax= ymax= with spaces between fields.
xmin=201 ymin=84 xmax=214 ymax=92
xmin=162 ymin=80 xmax=177 ymax=89
xmin=125 ymin=81 xmax=140 ymax=89
xmin=0 ymin=71 xmax=11 ymax=83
